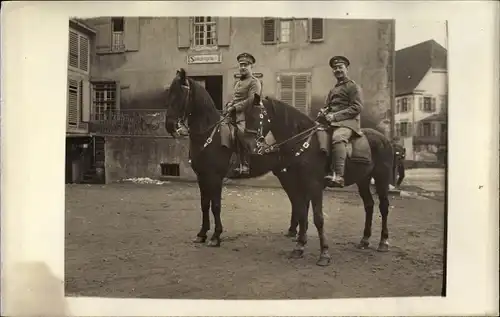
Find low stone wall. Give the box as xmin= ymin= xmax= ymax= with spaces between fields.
xmin=104 ymin=136 xmax=195 ymax=183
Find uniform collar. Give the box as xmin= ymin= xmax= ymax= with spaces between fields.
xmin=335 ymin=76 xmax=351 ymax=87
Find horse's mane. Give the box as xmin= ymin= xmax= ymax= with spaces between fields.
xmin=263 ymin=96 xmax=316 ymax=133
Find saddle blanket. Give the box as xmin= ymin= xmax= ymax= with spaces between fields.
xmin=317 ymin=129 xmax=371 ymax=164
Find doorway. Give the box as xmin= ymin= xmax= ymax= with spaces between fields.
xmin=191 ymin=75 xmax=223 ymax=111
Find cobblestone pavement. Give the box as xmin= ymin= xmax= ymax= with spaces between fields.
xmin=65 ymin=182 xmax=445 ymax=299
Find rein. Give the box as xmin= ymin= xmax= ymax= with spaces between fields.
xmin=253 ymin=103 xmax=321 ymax=156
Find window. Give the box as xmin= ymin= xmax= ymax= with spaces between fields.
xmin=421 ymin=96 xmax=436 ymax=112
xmin=92 ymin=82 xmax=118 ymax=121
xmin=421 ymin=122 xmax=432 ymax=136
xmin=279 ymin=73 xmax=311 ymax=115
xmin=193 ymin=17 xmax=217 ymax=47
xmin=67 ymin=79 xmax=80 ymax=126
xmin=111 ymin=17 xmax=125 ymax=51
xmin=401 ymin=97 xmax=408 ymax=112
xmin=279 ymin=20 xmax=292 ymax=43
xmin=262 ymin=18 xmax=323 ymax=44
xmin=398 ymin=121 xmax=412 ymax=137
xmin=68 ymin=29 xmax=89 ymax=73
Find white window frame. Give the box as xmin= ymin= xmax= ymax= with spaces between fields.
xmin=278 ymin=18 xmax=308 ymax=44
xmin=111 ymin=17 xmax=125 ymax=52
xmin=192 ymin=17 xmax=217 ymax=49
xmin=91 ymin=81 xmax=119 ymax=121
xmin=68 ymin=28 xmax=90 ymax=75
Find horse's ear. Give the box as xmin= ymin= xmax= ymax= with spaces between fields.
xmin=253 ymin=93 xmax=261 ymax=105
xmin=178 ymin=68 xmax=186 ymax=81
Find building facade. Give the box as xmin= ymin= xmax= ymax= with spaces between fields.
xmin=66 ymin=19 xmax=99 ymax=183
xmin=83 ymin=17 xmax=395 ymax=128
xmin=394 ymin=40 xmax=448 ymax=163
xmin=75 ymin=16 xmax=396 ymax=183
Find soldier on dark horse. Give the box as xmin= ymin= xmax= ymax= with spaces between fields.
xmin=224 ymin=52 xmax=262 ymax=176
xmin=317 ymin=55 xmax=364 ymax=188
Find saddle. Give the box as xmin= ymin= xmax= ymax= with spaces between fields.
xmin=316 ymin=126 xmax=372 ymax=165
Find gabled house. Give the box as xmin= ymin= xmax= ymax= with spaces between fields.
xmin=394 ymin=39 xmax=447 ymax=163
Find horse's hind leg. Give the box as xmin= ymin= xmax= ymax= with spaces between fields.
xmin=290 ymin=196 xmax=309 ymax=259
xmin=374 ymin=175 xmax=390 ymax=252
xmin=207 ymin=176 xmax=224 ymax=247
xmin=194 ymin=177 xmax=211 ymax=243
xmin=274 ymin=170 xmax=299 ymax=238
xmin=356 ymin=177 xmax=374 ymax=249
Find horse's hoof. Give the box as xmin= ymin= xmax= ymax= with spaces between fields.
xmin=316 ymin=254 xmax=332 ymax=267
xmin=377 ymin=242 xmax=389 ymax=252
xmin=193 ymin=236 xmax=206 ymax=243
xmin=207 ymin=239 xmax=221 ymax=247
xmin=284 ymin=231 xmax=297 ymax=238
xmin=357 ymin=239 xmax=370 ymax=249
xmin=289 ymin=249 xmax=304 ymax=259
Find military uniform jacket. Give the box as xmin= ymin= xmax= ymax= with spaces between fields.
xmin=393 ymin=144 xmax=406 ymax=160
xmin=321 ymin=78 xmax=363 ymax=134
xmin=229 ymin=75 xmax=262 ymax=122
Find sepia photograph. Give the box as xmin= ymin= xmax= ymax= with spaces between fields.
xmin=63 ymin=15 xmax=448 ymax=300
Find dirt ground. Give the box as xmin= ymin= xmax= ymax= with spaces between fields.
xmin=65 ymin=182 xmax=445 ymax=300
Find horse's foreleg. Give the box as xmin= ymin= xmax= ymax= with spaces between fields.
xmin=357 ymin=179 xmax=374 ymax=249
xmin=375 ymin=178 xmax=390 ymax=252
xmin=274 ymin=170 xmax=298 ymax=238
xmin=207 ymin=176 xmax=224 ymax=247
xmin=194 ymin=178 xmax=211 ymax=243
xmin=311 ymin=185 xmax=331 ymax=266
xmin=290 ymin=196 xmax=309 ymax=259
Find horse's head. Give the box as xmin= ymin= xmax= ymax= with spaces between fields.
xmin=164 ymin=68 xmax=192 ymax=134
xmin=245 ymin=93 xmax=273 ymax=139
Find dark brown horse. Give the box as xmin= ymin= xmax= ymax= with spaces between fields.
xmin=164 ymin=68 xmax=394 ymax=267
xmin=246 ymin=94 xmax=395 ymax=252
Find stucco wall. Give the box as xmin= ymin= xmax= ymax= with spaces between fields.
xmin=88 ymin=17 xmax=394 ymax=132
xmin=104 ymin=136 xmax=195 ymax=183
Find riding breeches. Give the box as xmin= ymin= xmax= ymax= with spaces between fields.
xmin=331 ymin=127 xmax=352 ymax=144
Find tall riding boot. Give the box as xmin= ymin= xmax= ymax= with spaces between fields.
xmin=331 ymin=142 xmax=347 ymax=187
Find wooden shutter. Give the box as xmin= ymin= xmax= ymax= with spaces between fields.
xmin=81 ymin=79 xmax=91 ymax=122
xmin=93 ymin=18 xmax=112 ymax=54
xmin=294 ymin=74 xmax=310 ymax=115
xmin=217 ymin=17 xmax=231 ymax=46
xmin=431 ymin=97 xmax=437 ymax=112
xmin=124 ymin=17 xmax=140 ymax=51
xmin=79 ymin=34 xmax=89 ymax=72
xmin=68 ymin=78 xmax=79 ymax=126
xmin=177 ymin=17 xmax=191 ymax=48
xmin=262 ymin=18 xmax=277 ymax=44
xmin=279 ymin=75 xmax=294 ymax=105
xmin=309 ymin=18 xmax=324 ymax=42
xmin=408 ymin=122 xmax=413 ymax=136
xmin=68 ymin=31 xmax=79 ymax=68
xmin=419 ymin=96 xmax=423 ymax=111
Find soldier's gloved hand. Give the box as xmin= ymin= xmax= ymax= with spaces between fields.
xmin=225 ymin=105 xmax=236 ymax=114
xmin=326 ymin=113 xmax=335 ymax=122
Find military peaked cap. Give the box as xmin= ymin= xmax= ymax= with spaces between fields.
xmin=329 ymin=55 xmax=350 ymax=68
xmin=237 ymin=52 xmax=256 ymax=65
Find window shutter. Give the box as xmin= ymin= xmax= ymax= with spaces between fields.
xmin=408 ymin=122 xmax=413 ymax=136
xmin=115 ymin=81 xmax=121 ymax=110
xmin=431 ymin=97 xmax=437 ymax=112
xmin=408 ymin=96 xmax=413 ymax=111
xmin=395 ymin=123 xmax=400 ymax=136
xmin=68 ymin=31 xmax=79 ymax=68
xmin=67 ymin=79 xmax=79 ymax=126
xmin=81 ymin=79 xmax=91 ymax=122
xmin=124 ymin=17 xmax=140 ymax=51
xmin=419 ymin=96 xmax=423 ymax=110
xmin=262 ymin=18 xmax=277 ymax=44
xmin=294 ymin=74 xmax=310 ymax=115
xmin=94 ymin=18 xmax=112 ymax=54
xmin=177 ymin=17 xmax=191 ymax=49
xmin=279 ymin=75 xmax=294 ymax=105
xmin=309 ymin=18 xmax=324 ymax=42
xmin=79 ymin=35 xmax=89 ymax=72
xmin=217 ymin=17 xmax=231 ymax=46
